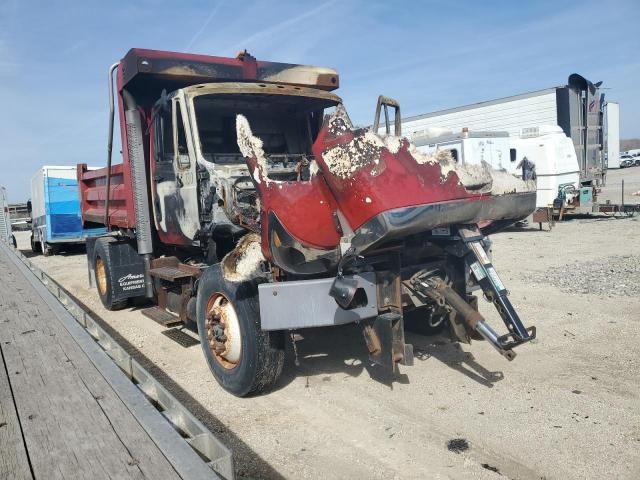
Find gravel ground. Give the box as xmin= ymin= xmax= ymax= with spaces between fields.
xmin=529 ymin=254 xmax=640 ymax=296
xmin=13 ymin=167 xmax=640 ymax=480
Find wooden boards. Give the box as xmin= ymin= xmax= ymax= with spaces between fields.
xmin=0 ymin=249 xmax=183 ymax=480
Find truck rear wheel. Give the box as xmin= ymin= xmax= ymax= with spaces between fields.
xmin=196 ymin=265 xmax=284 ymax=397
xmin=30 ymin=234 xmax=41 ymax=254
xmin=93 ymin=238 xmax=128 ymax=311
xmin=42 ymin=242 xmax=56 ymax=256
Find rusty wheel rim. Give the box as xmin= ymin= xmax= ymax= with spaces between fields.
xmin=206 ymin=293 xmax=241 ymax=370
xmin=96 ymin=257 xmax=107 ymax=296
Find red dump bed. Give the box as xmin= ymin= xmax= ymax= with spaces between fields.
xmin=77 ymin=48 xmax=340 ymax=230
xmin=77 ymin=163 xmax=135 ymax=229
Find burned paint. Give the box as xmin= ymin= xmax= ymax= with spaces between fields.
xmin=322 ymin=130 xmax=387 ymax=178
xmin=326 ymin=104 xmax=353 ymax=138
xmin=155 ymin=180 xmax=201 ymax=241
xmin=236 ymin=115 xmax=270 ymax=185
xmin=309 ymin=160 xmax=320 ymax=178
xmin=319 ymin=108 xmax=535 ymax=198
xmin=222 ymin=233 xmax=265 ymax=281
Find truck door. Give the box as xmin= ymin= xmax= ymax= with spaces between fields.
xmin=152 ymin=96 xmax=201 ymax=245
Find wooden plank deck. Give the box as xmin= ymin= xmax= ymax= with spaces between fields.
xmin=0 ymin=244 xmax=218 ymax=480
xmin=0 ymin=339 xmax=32 ymax=480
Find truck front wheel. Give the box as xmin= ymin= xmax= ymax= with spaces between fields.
xmin=93 ymin=238 xmax=128 ymax=311
xmin=196 ymin=265 xmax=284 ymax=397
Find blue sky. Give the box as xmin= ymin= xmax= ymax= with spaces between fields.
xmin=1 ymin=0 xmax=638 ymax=201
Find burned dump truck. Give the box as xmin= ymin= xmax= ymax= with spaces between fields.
xmin=78 ymin=48 xmax=536 ymax=396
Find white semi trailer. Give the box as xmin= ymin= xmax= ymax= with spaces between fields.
xmin=410 ymin=126 xmax=580 ymax=208
xmin=401 ymin=74 xmax=606 ymax=186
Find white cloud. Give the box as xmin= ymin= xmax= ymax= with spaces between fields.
xmin=226 ymin=0 xmax=339 ymax=55
xmin=185 ymin=0 xmax=225 ymax=50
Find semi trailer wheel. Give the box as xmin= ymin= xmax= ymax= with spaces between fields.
xmin=93 ymin=238 xmax=128 ymax=311
xmin=196 ymin=264 xmax=284 ymax=397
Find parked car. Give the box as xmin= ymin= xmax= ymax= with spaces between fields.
xmin=620 ymin=154 xmax=635 ymax=168
xmin=632 ymin=153 xmax=640 ymax=166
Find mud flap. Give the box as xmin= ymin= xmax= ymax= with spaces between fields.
xmin=90 ymin=236 xmax=147 ymax=303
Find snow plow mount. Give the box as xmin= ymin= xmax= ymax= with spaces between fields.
xmin=360 ymin=251 xmax=414 ymax=372
xmin=410 ymin=226 xmax=535 ymax=361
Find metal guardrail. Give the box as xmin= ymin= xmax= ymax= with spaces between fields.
xmin=2 ymin=241 xmax=235 ymax=480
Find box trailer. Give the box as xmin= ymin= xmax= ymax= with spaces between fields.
xmin=400 ymin=74 xmax=606 ymax=186
xmin=410 ymin=129 xmax=514 ymax=170
xmin=604 ymin=102 xmax=620 ymax=169
xmin=0 ymin=186 xmax=16 ymax=247
xmin=30 ymin=166 xmax=106 ymax=255
xmin=511 ymin=126 xmax=581 ymax=207
xmin=411 ymin=126 xmax=581 ymax=208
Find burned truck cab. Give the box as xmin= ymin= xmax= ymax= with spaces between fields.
xmin=149 ymin=82 xmax=342 ymax=262
xmin=80 ymin=48 xmax=537 ymax=397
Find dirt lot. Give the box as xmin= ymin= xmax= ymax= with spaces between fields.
xmin=15 ymin=167 xmax=640 ymax=480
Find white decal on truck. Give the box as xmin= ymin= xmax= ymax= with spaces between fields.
xmin=118 ymin=273 xmax=145 ymax=291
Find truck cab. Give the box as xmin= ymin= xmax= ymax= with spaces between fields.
xmin=149 ymin=82 xmax=340 ymax=258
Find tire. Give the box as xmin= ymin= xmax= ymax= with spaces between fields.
xmin=93 ymin=238 xmax=128 ymax=311
xmin=196 ymin=264 xmax=284 ymax=397
xmin=42 ymin=242 xmax=54 ymax=256
xmin=30 ymin=234 xmax=41 ymax=254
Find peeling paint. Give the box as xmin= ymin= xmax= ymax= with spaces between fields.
xmin=222 ymin=233 xmax=265 ymax=281
xmin=236 ymin=114 xmax=271 ymax=185
xmin=155 ymin=181 xmax=177 ymax=232
xmin=309 ymin=160 xmax=320 ymax=178
xmin=488 ymin=168 xmax=537 ymax=195
xmin=322 ymin=130 xmax=386 ymax=178
xmin=155 ymin=180 xmax=200 ymax=240
xmin=326 ymin=104 xmax=352 ymax=137
xmin=320 ymin=108 xmax=534 ymax=198
xmin=384 ymin=135 xmax=403 ymax=154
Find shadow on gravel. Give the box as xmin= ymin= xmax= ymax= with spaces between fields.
xmin=48 ymin=284 xmax=287 ymax=480
xmin=407 ymin=331 xmax=504 ymax=388
xmin=276 ymin=322 xmax=503 ymax=390
xmin=277 ymin=323 xmax=410 ymax=390
xmin=19 ymin=243 xmax=87 ymax=258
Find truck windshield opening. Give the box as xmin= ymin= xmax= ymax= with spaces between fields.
xmin=193 ymin=93 xmax=338 ymax=164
